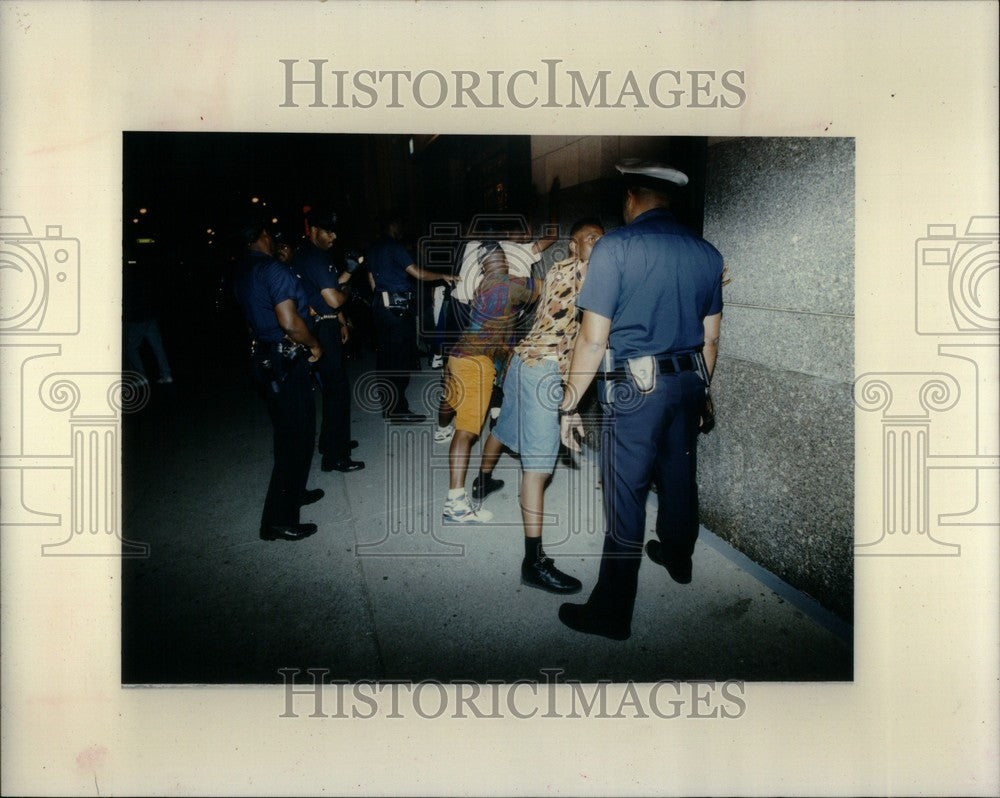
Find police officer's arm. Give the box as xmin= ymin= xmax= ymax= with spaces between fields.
xmin=405 ymin=263 xmax=456 ymax=285
xmin=320 ymin=286 xmax=347 ymax=309
xmin=559 ymin=310 xmax=612 ymax=452
xmin=274 ymin=299 xmax=322 ymax=362
xmin=318 ymin=284 xmax=351 ymax=343
xmin=702 ymin=312 xmax=721 ymax=379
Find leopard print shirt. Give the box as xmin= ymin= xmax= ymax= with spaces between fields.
xmin=514 ymin=256 xmax=584 ymax=375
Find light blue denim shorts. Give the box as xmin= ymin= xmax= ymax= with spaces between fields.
xmin=492 ymin=353 xmax=563 ymax=473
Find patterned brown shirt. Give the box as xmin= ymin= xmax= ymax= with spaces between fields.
xmin=514 ymin=256 xmax=585 ymax=375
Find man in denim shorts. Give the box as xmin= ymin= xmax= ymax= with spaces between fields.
xmin=476 ymin=218 xmax=605 ymax=591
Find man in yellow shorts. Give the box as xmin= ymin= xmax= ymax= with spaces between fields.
xmin=443 ymin=242 xmax=539 ymax=524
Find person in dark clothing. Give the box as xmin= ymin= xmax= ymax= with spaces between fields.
xmin=558 ymin=160 xmax=725 ymax=639
xmin=366 ymin=217 xmax=454 ymax=421
xmin=123 ymin=256 xmax=174 ymax=385
xmin=290 ymin=208 xmax=364 ymax=473
xmin=232 ymin=221 xmax=325 ymax=542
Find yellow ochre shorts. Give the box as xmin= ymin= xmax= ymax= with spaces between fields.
xmin=445 ymin=355 xmax=495 ymax=435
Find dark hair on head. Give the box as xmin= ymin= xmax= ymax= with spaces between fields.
xmin=624 ymin=183 xmax=673 ymax=207
xmin=569 ymin=217 xmax=605 ymax=237
xmin=237 ymin=219 xmax=267 ymax=248
xmin=376 ymin=211 xmax=403 ymax=236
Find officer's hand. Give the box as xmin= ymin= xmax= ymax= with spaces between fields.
xmin=340 ymin=324 xmax=350 ymax=345
xmin=308 ymin=344 xmax=323 ymax=363
xmin=698 ymin=393 xmax=716 ymax=434
xmin=560 ymin=411 xmax=585 ymax=453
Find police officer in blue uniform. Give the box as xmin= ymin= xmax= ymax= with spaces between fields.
xmin=290 ymin=208 xmax=364 ymax=473
xmin=233 ymin=221 xmax=325 ymax=542
xmin=559 ymin=160 xmax=724 ymax=639
xmin=366 ymin=216 xmax=454 ymax=421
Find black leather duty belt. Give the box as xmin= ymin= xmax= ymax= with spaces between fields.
xmin=600 ymin=353 xmax=699 ymax=380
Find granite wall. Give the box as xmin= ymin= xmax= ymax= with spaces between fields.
xmin=700 ymin=137 xmax=855 ymax=622
xmin=529 ymin=135 xmax=855 ymax=622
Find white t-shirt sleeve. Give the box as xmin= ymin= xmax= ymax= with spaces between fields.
xmin=453 ymin=240 xmax=483 ymax=304
xmin=500 ymin=241 xmax=539 ymax=277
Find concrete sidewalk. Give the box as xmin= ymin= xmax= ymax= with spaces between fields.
xmin=121 ymin=359 xmax=852 ymax=685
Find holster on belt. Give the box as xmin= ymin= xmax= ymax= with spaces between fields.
xmin=624 ymin=355 xmax=657 ymax=394
xmin=251 ymin=339 xmax=307 ymax=389
xmin=380 ymin=291 xmax=413 ymax=314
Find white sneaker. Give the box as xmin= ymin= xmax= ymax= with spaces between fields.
xmin=442 ymin=495 xmax=494 ymax=524
xmin=434 ymin=423 xmax=455 ymax=443
xmin=431 ymin=354 xmax=444 ymax=369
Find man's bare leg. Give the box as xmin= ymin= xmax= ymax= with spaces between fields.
xmin=472 ymin=433 xmax=506 ymax=501
xmin=449 ymin=430 xmax=476 ymax=490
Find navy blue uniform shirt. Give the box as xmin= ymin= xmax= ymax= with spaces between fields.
xmin=577 ymin=208 xmax=723 ymax=360
xmin=233 ymin=250 xmax=312 ymax=343
xmin=366 ymin=236 xmax=414 ymax=293
xmin=290 ymin=242 xmax=338 ymax=314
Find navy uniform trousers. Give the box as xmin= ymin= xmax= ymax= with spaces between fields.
xmin=372 ymin=301 xmax=418 ymax=416
xmin=591 ymin=369 xmax=705 ymax=625
xmin=313 ymin=318 xmax=352 ymax=460
xmin=253 ymin=353 xmax=316 ymax=529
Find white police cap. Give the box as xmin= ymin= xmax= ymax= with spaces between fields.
xmin=616 ymin=158 xmax=689 ymax=189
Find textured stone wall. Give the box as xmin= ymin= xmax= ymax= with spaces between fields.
xmin=700 ymin=137 xmax=855 ymax=621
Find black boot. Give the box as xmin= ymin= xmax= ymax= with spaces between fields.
xmin=558 ymin=601 xmax=631 ymax=640
xmin=645 ymin=540 xmax=693 ymax=584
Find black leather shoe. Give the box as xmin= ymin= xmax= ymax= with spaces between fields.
xmin=558 ymin=602 xmax=630 ymax=640
xmin=471 ymin=472 xmax=504 ymax=501
xmin=645 ymin=540 xmax=692 ymax=584
xmin=322 ymin=456 xmax=365 ymax=473
xmin=521 ymin=556 xmax=582 ymax=594
xmin=259 ymin=523 xmax=318 ymax=541
xmin=299 ymin=488 xmax=325 ymax=506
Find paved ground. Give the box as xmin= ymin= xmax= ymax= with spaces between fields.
xmin=121 ymin=355 xmax=852 ymax=685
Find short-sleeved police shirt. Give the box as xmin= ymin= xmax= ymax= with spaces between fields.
xmin=233 ymin=250 xmax=312 ymax=343
xmin=366 ymin=237 xmax=414 ymax=294
xmin=577 ymin=208 xmax=723 ymax=360
xmin=291 ymin=242 xmax=338 ymax=314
